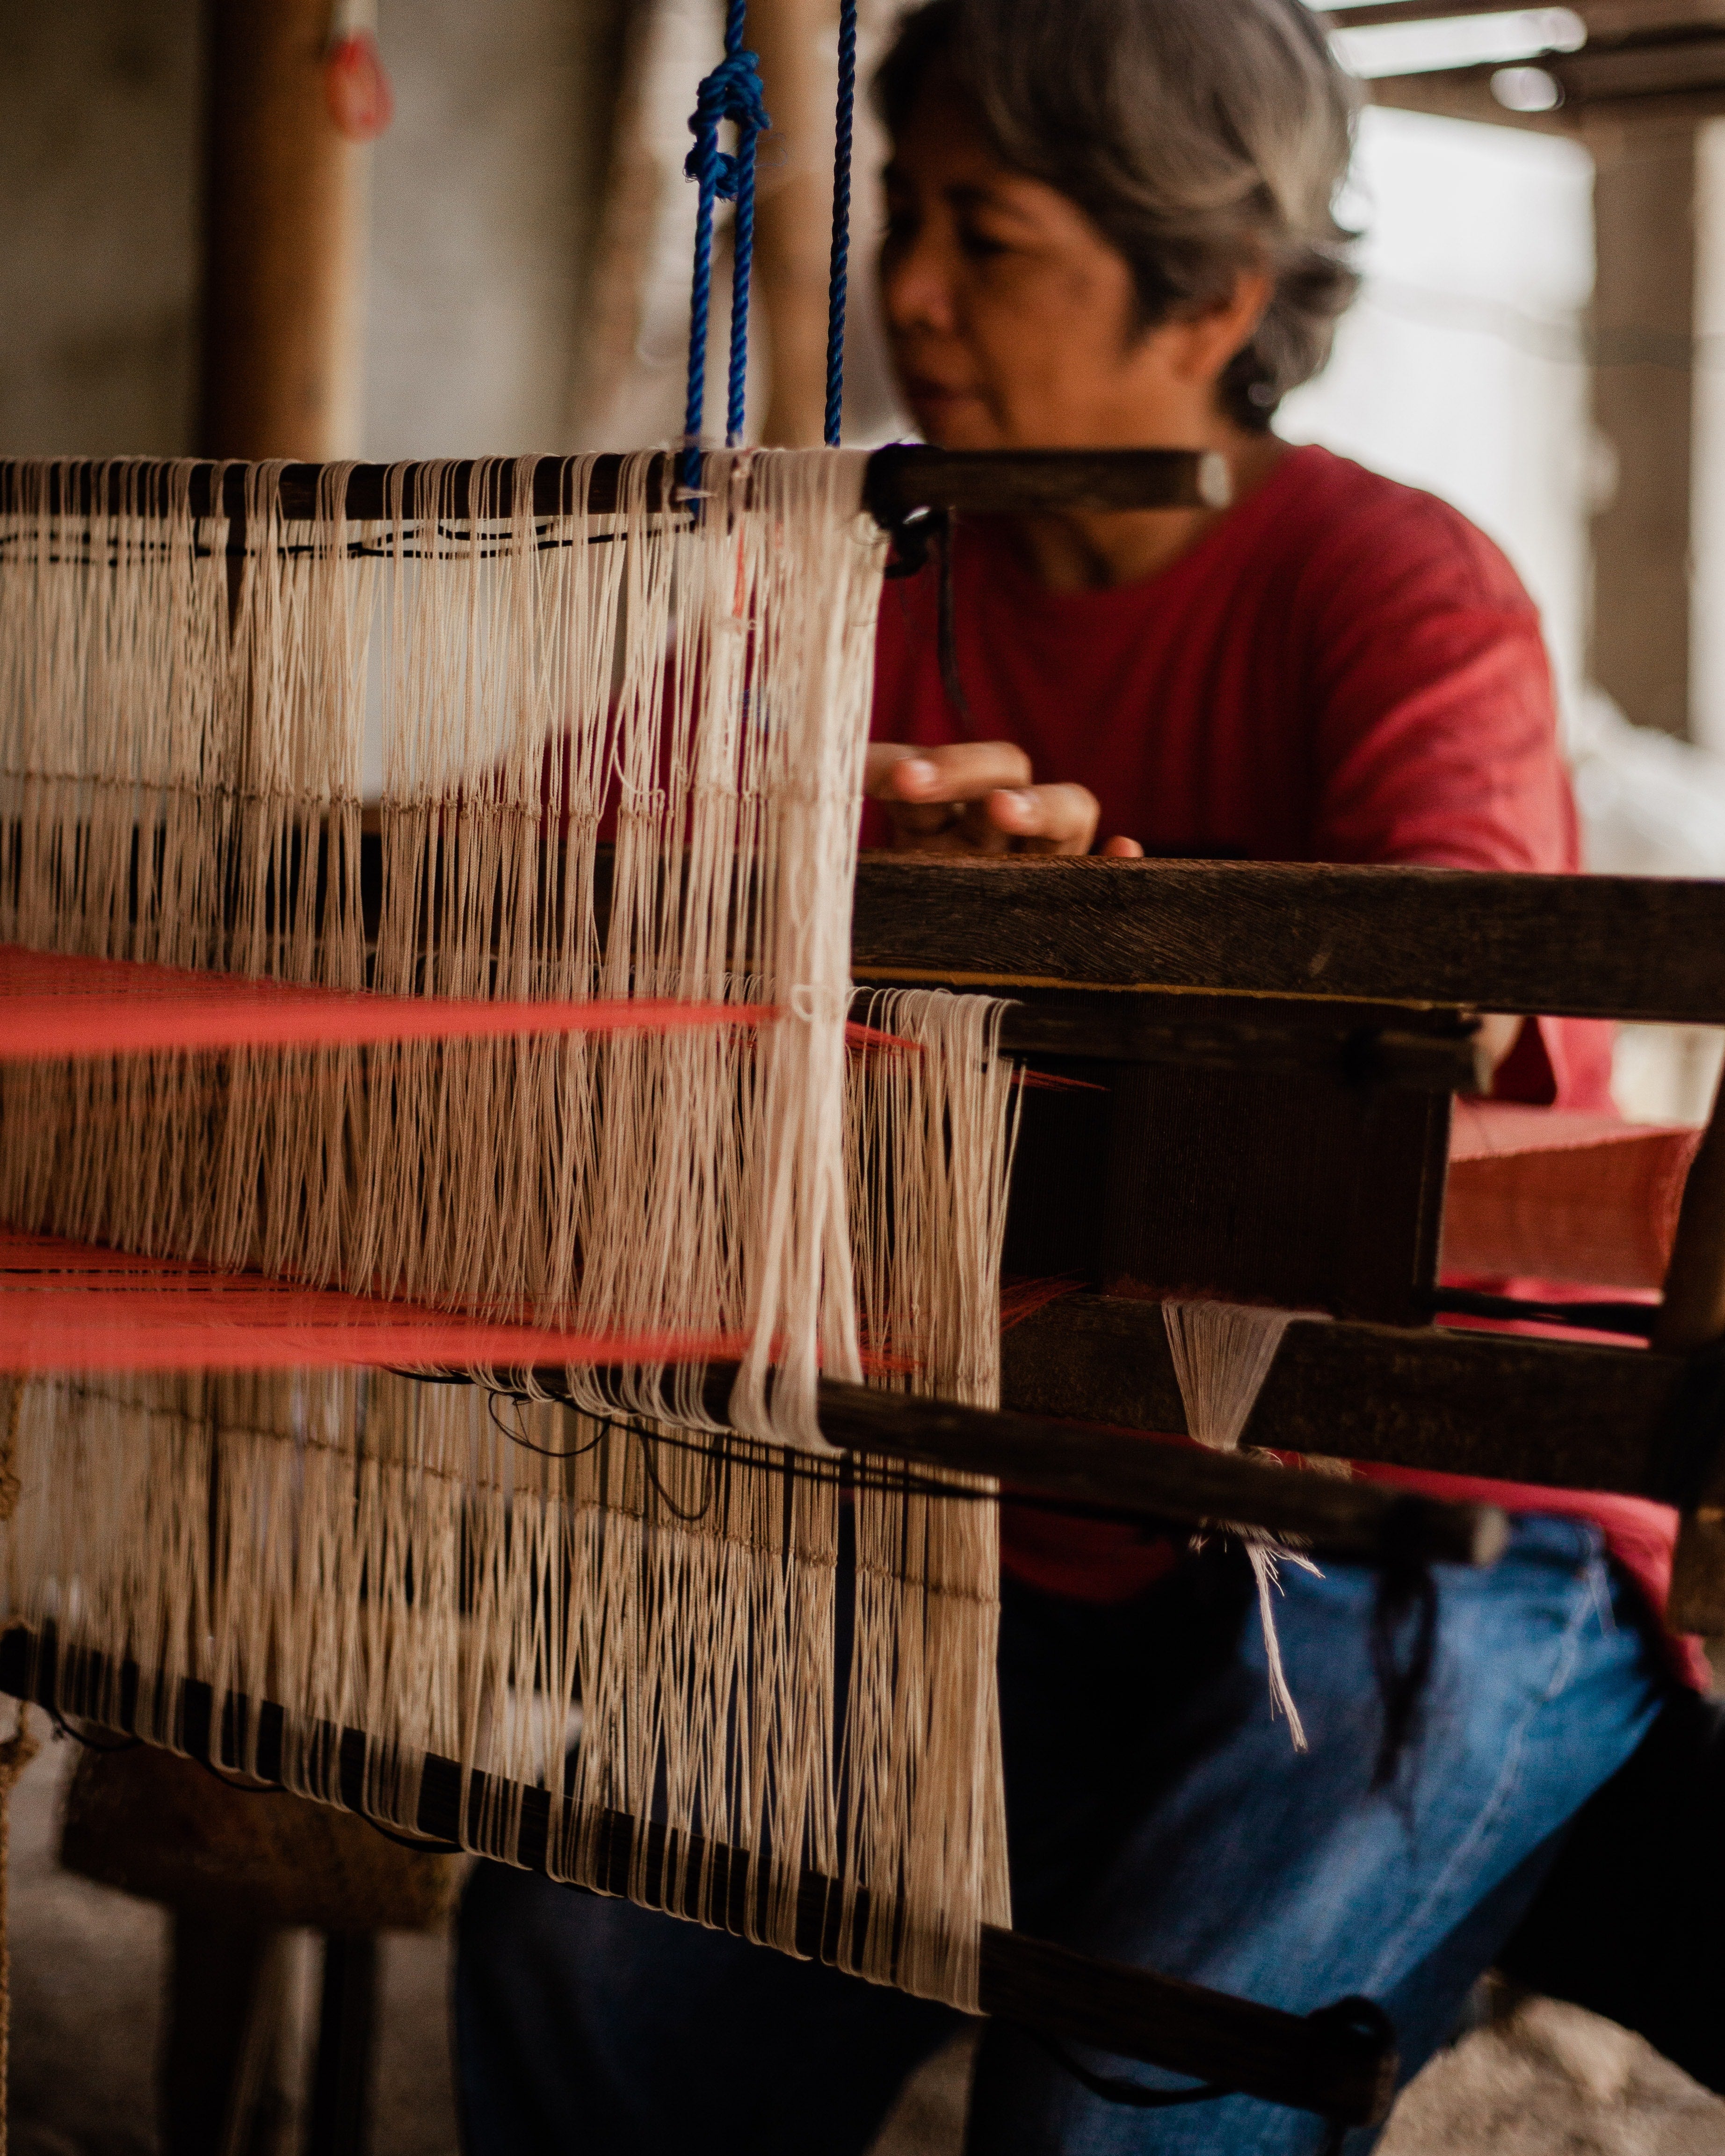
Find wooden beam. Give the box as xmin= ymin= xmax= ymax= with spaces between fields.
xmin=0 ymin=1628 xmax=1397 ymax=2127
xmin=861 ymin=444 xmax=1232 ymax=520
xmin=198 ymin=0 xmax=365 ymax=459
xmin=996 ymin=997 xmax=1489 ymax=1093
xmin=1012 ymin=1055 xmax=1451 ymax=1328
xmin=807 ymin=1379 xmax=1507 ymax=1565
xmin=0 ymin=448 xmax=1219 ymax=527
xmin=1591 ymin=117 xmax=1700 ymax=738
xmin=1655 ymin=1073 xmax=1725 ymax=1621
xmin=749 ymin=0 xmax=836 ymax=448
xmin=1369 ymin=63 xmax=1725 ymax=132
xmin=1333 ymin=0 xmax=1725 ymax=26
xmin=1000 ymin=1295 xmax=1685 ymax=1497
xmin=850 ymin=856 xmax=1725 ymax=1024
xmin=307 ymin=1933 xmax=380 ymax=2156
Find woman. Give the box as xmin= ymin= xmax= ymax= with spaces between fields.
xmin=457 ymin=5 xmax=1696 ymax=2148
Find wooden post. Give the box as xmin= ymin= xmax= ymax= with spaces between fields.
xmin=565 ymin=2 xmax=660 ymax=446
xmin=160 ymin=1913 xmax=295 ymax=2156
xmin=1588 ymin=118 xmax=1699 ymax=739
xmin=198 ymin=0 xmax=366 ymax=458
xmin=1657 ymin=1071 xmax=1725 ymax=1628
xmin=161 ymin=13 xmax=370 ymax=2142
xmin=749 ymin=0 xmax=835 ymax=447
xmin=306 ymin=1933 xmax=380 ymax=2156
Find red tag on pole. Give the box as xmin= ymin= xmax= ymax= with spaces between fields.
xmin=325 ymin=29 xmax=394 ymax=143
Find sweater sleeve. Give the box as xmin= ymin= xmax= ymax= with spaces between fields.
xmin=1305 ymin=490 xmax=1581 ymax=877
xmin=1303 ymin=485 xmax=1612 ymax=1108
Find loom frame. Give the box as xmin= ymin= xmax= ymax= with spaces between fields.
xmin=8 ymin=449 xmax=1725 ymax=2127
xmin=0 ymin=1624 xmax=1397 ymax=2128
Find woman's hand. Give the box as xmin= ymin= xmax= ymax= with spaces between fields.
xmin=865 ymin=742 xmax=1143 ymax=857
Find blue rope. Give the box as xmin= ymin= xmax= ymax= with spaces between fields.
xmin=682 ymin=1 xmax=769 ymax=489
xmin=825 ymin=0 xmax=858 ymax=448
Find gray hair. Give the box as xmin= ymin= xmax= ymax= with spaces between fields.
xmin=875 ymin=0 xmax=1361 ymax=430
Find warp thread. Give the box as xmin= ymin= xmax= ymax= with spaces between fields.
xmin=1163 ymin=1301 xmax=1319 ymax=1749
xmin=0 ymin=450 xmax=1017 ymax=2011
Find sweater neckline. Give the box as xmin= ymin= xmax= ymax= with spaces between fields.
xmin=968 ymin=441 xmax=1329 ymax=611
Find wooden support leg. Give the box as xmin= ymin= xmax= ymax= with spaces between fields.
xmin=1656 ymin=1074 xmax=1725 ymax=1630
xmin=306 ymin=1932 xmax=380 ymax=2156
xmin=160 ymin=1914 xmax=294 ymax=2156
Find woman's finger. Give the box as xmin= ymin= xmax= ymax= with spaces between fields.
xmin=1101 ymin=834 xmax=1144 ymax=859
xmin=984 ymin=784 xmax=1100 ymax=856
xmin=865 ymin=739 xmax=1036 ymax=803
xmin=892 ymin=799 xmax=968 ymax=839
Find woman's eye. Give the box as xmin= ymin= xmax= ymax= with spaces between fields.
xmin=956 ymin=222 xmax=1010 ymax=262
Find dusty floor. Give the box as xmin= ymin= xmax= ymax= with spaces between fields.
xmin=8 ymin=1735 xmax=1724 ymax=2155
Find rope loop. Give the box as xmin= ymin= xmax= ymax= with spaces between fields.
xmin=682 ymin=7 xmax=771 ymax=476
xmin=681 ymin=0 xmax=856 ymax=462
xmin=684 ymin=51 xmax=769 ymax=203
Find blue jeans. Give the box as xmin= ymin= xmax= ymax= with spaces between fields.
xmin=455 ymin=1519 xmax=1667 ymax=2154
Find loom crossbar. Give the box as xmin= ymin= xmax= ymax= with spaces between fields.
xmin=1000 ymin=1296 xmax=1692 ymax=1501
xmin=995 ymin=998 xmax=1491 ymax=1093
xmin=0 ymin=447 xmax=1222 ymax=529
xmin=0 ymin=1627 xmax=1396 ymax=2127
xmin=730 ymin=1375 xmax=1506 ymax=1567
xmin=851 ymin=854 xmax=1725 ymax=1027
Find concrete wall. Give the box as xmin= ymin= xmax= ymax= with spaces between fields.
xmin=0 ymin=0 xmax=202 ymax=456
xmin=0 ymin=0 xmax=623 ymax=460
xmin=363 ymin=0 xmax=624 ymax=457
xmin=1282 ymin=106 xmax=1597 ymax=710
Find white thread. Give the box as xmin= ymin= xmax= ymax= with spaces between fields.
xmin=0 ymin=452 xmax=1018 ymax=2011
xmin=1163 ymin=1300 xmax=1320 ymax=1750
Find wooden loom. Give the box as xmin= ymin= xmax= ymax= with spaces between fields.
xmin=3 ymin=451 xmax=1722 ymax=2144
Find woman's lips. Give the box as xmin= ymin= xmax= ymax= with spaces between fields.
xmin=903 ymin=378 xmax=977 ymax=407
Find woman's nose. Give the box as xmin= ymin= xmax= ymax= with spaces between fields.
xmin=881 ymin=225 xmax=957 ymax=339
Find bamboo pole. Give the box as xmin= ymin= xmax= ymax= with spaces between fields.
xmin=198 ymin=0 xmax=366 ymax=458
xmin=749 ymin=0 xmax=836 ymax=446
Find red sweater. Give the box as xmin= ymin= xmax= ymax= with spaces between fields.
xmin=866 ymin=443 xmax=1693 ymax=1668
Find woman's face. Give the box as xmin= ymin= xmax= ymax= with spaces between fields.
xmin=879 ymin=88 xmax=1259 ymax=452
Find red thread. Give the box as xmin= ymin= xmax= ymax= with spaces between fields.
xmin=998 ymin=1276 xmax=1085 ymax=1332
xmin=0 ymin=1229 xmax=744 ymax=1374
xmin=0 ymin=947 xmax=776 ymax=1062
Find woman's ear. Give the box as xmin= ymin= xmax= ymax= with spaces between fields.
xmin=1170 ymin=268 xmax=1275 ymax=387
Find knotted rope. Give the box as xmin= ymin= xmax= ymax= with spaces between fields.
xmin=683 ymin=0 xmax=770 ymax=483
xmin=681 ymin=0 xmax=859 ymax=467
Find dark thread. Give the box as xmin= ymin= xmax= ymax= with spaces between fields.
xmin=1370 ymin=1503 xmax=1440 ymax=1789
xmin=936 ymin=517 xmax=972 ymax=725
xmin=1026 ymin=2027 xmax=1226 ymax=2109
xmin=48 ymin=1708 xmax=138 ymax=1754
xmin=358 ymin=1813 xmax=464 ymax=1858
